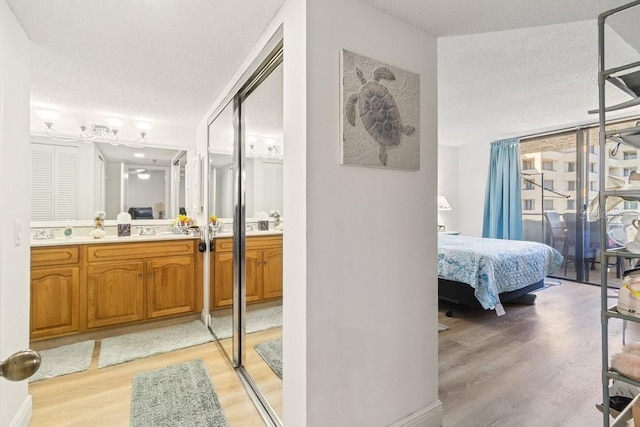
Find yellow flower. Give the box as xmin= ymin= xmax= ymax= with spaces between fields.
xmin=209 ymin=215 xmax=218 ymax=223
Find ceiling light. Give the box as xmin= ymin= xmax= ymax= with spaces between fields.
xmin=35 ymin=111 xmax=152 ymax=146
xmin=134 ymin=152 xmax=145 ymax=158
xmin=135 ymin=168 xmax=146 ymax=173
xmin=138 ymin=172 xmax=150 ymax=180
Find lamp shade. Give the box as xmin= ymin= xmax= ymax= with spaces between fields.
xmin=438 ymin=196 xmax=452 ymax=211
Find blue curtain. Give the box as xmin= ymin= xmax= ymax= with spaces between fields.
xmin=482 ymin=138 xmax=523 ymax=240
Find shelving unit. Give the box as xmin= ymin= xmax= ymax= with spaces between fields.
xmin=598 ymin=2 xmax=640 ymax=426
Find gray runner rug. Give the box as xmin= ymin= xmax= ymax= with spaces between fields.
xmin=210 ymin=305 xmax=282 ymax=340
xmin=254 ymin=339 xmax=283 ymax=379
xmin=29 ymin=340 xmax=95 ymax=383
xmin=130 ymin=359 xmax=228 ymax=427
xmin=99 ymin=320 xmax=213 ymax=368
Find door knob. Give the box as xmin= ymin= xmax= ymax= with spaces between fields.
xmin=0 ymin=350 xmax=41 ymax=381
xmin=138 ymin=273 xmax=144 ymax=279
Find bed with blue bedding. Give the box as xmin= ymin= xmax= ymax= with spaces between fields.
xmin=437 ymin=234 xmax=563 ymax=315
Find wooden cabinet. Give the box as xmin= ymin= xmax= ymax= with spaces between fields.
xmin=30 ymin=238 xmax=202 ymax=340
xmin=86 ymin=241 xmax=198 ymax=328
xmin=146 ymin=256 xmax=195 ymax=319
xmin=87 ymin=261 xmax=145 ymax=328
xmin=210 ymin=235 xmax=282 ymax=309
xmin=30 ymin=246 xmax=81 ymax=339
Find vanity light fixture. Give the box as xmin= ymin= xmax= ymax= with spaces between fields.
xmin=34 ymin=110 xmax=152 ymax=146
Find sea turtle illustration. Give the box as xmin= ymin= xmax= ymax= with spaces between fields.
xmin=345 ymin=66 xmax=415 ymax=166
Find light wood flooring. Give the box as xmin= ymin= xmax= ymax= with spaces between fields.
xmin=439 ymin=280 xmax=623 ymax=427
xmin=29 ymin=327 xmax=283 ymax=427
xmin=31 ymin=281 xmax=617 ymax=426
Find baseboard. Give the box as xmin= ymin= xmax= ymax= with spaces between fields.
xmin=9 ymin=394 xmax=32 ymax=427
xmin=389 ymin=400 xmax=443 ymax=427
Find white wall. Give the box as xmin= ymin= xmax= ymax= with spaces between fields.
xmin=305 ymin=1 xmax=439 ymax=425
xmin=197 ymin=0 xmax=440 ymax=424
xmin=104 ymin=162 xmax=121 ymax=219
xmin=0 ymin=0 xmax=32 ymax=425
xmin=126 ymin=169 xmax=168 ymax=217
xmin=457 ymin=142 xmax=491 ymax=236
xmin=437 ymin=145 xmax=459 ymax=232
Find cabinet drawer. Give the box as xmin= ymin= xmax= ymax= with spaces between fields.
xmin=247 ymin=236 xmax=282 ymax=250
xmin=31 ymin=246 xmax=79 ymax=267
xmin=213 ymin=235 xmax=282 ymax=253
xmin=87 ymin=240 xmax=195 ymax=262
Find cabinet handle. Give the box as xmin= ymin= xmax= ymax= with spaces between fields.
xmin=138 ymin=274 xmax=144 ymax=279
xmin=263 ymin=261 xmax=268 ymax=265
xmin=257 ymin=261 xmax=262 ymax=266
xmin=147 ymin=273 xmax=152 ymax=278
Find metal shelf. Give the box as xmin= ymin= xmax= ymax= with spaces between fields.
xmin=606 ymin=305 xmax=640 ymax=322
xmin=604 ymin=248 xmax=640 ymax=259
xmin=598 ymin=3 xmax=640 ymax=426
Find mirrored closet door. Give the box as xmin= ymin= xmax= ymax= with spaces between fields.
xmin=207 ymin=43 xmax=283 ymax=425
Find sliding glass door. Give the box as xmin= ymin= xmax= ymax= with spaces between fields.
xmin=207 ymin=43 xmax=283 ymax=425
xmin=520 ymin=120 xmax=638 ymax=287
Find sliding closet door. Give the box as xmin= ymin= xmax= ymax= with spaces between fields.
xmin=238 ymin=60 xmax=283 ymax=420
xmin=208 ymin=100 xmax=236 ymax=362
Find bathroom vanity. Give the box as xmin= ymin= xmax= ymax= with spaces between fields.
xmin=30 ymin=235 xmax=203 ymax=340
xmin=210 ymin=232 xmax=283 ymax=309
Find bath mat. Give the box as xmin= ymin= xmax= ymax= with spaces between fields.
xmin=99 ymin=320 xmax=213 ymax=368
xmin=29 ymin=340 xmax=95 ymax=383
xmin=438 ymin=323 xmax=449 ymax=332
xmin=130 ymin=359 xmax=228 ymax=427
xmin=210 ymin=305 xmax=282 ymax=340
xmin=254 ymin=339 xmax=283 ymax=379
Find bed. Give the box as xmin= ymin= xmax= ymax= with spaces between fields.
xmin=437 ymin=234 xmax=563 ymax=315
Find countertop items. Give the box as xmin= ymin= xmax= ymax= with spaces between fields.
xmin=30 ymin=233 xmax=199 ymax=247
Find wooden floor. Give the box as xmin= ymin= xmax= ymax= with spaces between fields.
xmin=31 ymin=281 xmax=617 ymax=426
xmin=29 ymin=327 xmax=283 ymax=426
xmin=438 ymin=280 xmax=622 ymax=427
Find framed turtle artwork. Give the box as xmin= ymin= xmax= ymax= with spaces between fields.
xmin=340 ymin=49 xmax=420 ymax=170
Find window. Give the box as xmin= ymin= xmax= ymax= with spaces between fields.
xmin=542 ymin=161 xmax=554 ymax=171
xmin=624 ymin=152 xmax=638 ymax=160
xmin=590 ymin=181 xmax=598 ymax=191
xmin=523 ymin=180 xmax=534 ymax=190
xmin=567 ymin=200 xmax=575 ymax=210
xmin=543 ymin=199 xmax=554 ymax=210
xmin=624 ymin=201 xmax=638 ymax=210
xmin=522 ymin=159 xmax=534 ymax=170
xmin=523 ymin=199 xmax=535 ymax=210
xmin=543 ymin=179 xmax=554 ymax=190
xmin=566 ymin=162 xmax=576 ymax=172
xmin=624 ymin=168 xmax=636 ymax=177
xmin=567 ymin=181 xmax=576 ymax=191
xmin=590 ymin=163 xmax=597 ymax=173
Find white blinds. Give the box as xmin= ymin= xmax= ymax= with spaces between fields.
xmin=261 ymin=162 xmax=283 ymax=216
xmin=31 ymin=144 xmax=78 ymax=221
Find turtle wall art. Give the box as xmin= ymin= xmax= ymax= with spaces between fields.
xmin=341 ymin=49 xmax=420 ymax=170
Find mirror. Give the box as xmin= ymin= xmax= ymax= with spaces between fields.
xmin=31 ymin=138 xmax=186 ymax=222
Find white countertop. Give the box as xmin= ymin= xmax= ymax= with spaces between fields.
xmin=30 ymin=233 xmax=199 ymax=247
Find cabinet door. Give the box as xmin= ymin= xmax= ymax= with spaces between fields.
xmin=262 ymin=248 xmax=283 ymax=300
xmin=30 ymin=266 xmax=80 ymax=339
xmin=87 ymin=262 xmax=144 ymax=328
xmin=245 ymin=250 xmax=262 ymax=303
xmin=213 ymin=252 xmax=234 ymax=308
xmin=146 ymin=256 xmax=195 ymax=318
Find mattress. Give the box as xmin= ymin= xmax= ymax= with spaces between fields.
xmin=438 ymin=234 xmax=563 ymax=310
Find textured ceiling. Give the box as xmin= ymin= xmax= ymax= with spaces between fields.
xmin=362 ymin=0 xmax=635 ymax=37
xmin=438 ymin=19 xmax=640 ymax=146
xmin=7 ymin=0 xmax=284 ymax=148
xmin=7 ymin=0 xmax=640 ymax=150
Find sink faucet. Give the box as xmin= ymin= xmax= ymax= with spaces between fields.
xmin=139 ymin=226 xmax=156 ymax=236
xmin=34 ymin=229 xmax=55 ymax=239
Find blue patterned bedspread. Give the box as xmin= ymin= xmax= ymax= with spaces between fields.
xmin=438 ymin=235 xmax=563 ymax=310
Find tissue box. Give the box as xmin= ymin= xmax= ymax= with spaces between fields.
xmin=258 ymin=220 xmax=269 ymax=231
xmin=118 ymin=223 xmax=131 ymax=237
